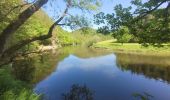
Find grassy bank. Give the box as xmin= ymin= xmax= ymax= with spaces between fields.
xmin=92 ymin=39 xmax=170 ymax=56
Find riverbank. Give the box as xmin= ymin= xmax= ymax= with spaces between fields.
xmin=0 ymin=66 xmax=40 ymax=100
xmin=92 ymin=39 xmax=170 ymax=57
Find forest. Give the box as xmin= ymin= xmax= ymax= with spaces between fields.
xmin=0 ymin=0 xmax=170 ymax=100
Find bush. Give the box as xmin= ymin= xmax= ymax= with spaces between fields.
xmin=114 ymin=26 xmax=133 ymax=44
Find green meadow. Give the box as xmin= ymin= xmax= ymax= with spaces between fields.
xmin=93 ymin=39 xmax=170 ymax=56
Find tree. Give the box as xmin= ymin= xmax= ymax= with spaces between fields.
xmin=130 ymin=0 xmax=170 ymax=46
xmin=0 ymin=0 xmax=101 ymax=66
xmin=94 ymin=0 xmax=170 ymax=45
xmin=94 ymin=4 xmax=133 ymax=33
xmin=0 ymin=0 xmax=48 ymax=54
xmin=114 ymin=26 xmax=132 ymax=45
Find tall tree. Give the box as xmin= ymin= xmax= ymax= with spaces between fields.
xmin=94 ymin=0 xmax=170 ymax=45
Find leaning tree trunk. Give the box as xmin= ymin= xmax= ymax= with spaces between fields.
xmin=0 ymin=2 xmax=70 ymax=66
xmin=0 ymin=0 xmax=48 ymax=55
xmin=51 ymin=32 xmax=57 ymax=48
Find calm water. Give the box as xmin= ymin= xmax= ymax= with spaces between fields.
xmin=13 ymin=47 xmax=170 ymax=100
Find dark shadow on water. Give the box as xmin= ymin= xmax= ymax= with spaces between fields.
xmin=12 ymin=57 xmax=36 ymax=83
xmin=61 ymin=84 xmax=154 ymax=100
xmin=12 ymin=52 xmax=68 ymax=84
xmin=61 ymin=84 xmax=94 ymax=100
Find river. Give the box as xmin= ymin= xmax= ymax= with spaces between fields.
xmin=12 ymin=47 xmax=170 ymax=100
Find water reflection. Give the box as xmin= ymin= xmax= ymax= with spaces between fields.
xmin=61 ymin=85 xmax=154 ymax=100
xmin=12 ymin=47 xmax=112 ymax=84
xmin=11 ymin=47 xmax=170 ymax=100
xmin=132 ymin=92 xmax=154 ymax=100
xmin=12 ymin=58 xmax=36 ymax=83
xmin=116 ymin=53 xmax=170 ymax=83
xmin=12 ymin=52 xmax=68 ymax=84
xmin=61 ymin=84 xmax=94 ymax=100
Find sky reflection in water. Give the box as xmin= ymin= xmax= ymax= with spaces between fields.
xmin=34 ymin=53 xmax=170 ymax=100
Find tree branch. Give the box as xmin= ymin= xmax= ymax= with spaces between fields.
xmin=57 ymin=23 xmax=66 ymax=25
xmin=163 ymin=2 xmax=170 ymax=26
xmin=133 ymin=0 xmax=167 ymax=22
xmin=1 ymin=0 xmax=71 ymax=58
xmin=0 ymin=0 xmax=48 ymax=54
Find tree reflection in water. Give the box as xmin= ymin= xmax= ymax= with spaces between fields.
xmin=116 ymin=53 xmax=170 ymax=83
xmin=61 ymin=84 xmax=94 ymax=100
xmin=61 ymin=84 xmax=154 ymax=100
xmin=12 ymin=57 xmax=35 ymax=83
xmin=132 ymin=92 xmax=154 ymax=100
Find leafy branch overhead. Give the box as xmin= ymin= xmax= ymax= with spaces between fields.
xmin=0 ymin=0 xmax=101 ymax=65
xmin=94 ymin=0 xmax=170 ymax=45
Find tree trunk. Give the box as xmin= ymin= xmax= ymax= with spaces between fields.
xmin=0 ymin=0 xmax=48 ymax=54
xmin=51 ymin=32 xmax=57 ymax=48
xmin=0 ymin=0 xmax=70 ymax=66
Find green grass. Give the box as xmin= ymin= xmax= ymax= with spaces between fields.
xmin=0 ymin=67 xmax=40 ymax=100
xmin=92 ymin=39 xmax=170 ymax=56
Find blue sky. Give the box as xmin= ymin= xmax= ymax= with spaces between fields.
xmin=43 ymin=0 xmax=136 ymax=17
xmin=41 ymin=0 xmax=167 ymax=31
xmin=40 ymin=0 xmax=135 ymax=31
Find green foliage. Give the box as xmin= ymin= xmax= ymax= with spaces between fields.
xmin=68 ymin=0 xmax=101 ymax=11
xmin=62 ymin=0 xmax=102 ymax=29
xmin=118 ymin=33 xmax=133 ymax=44
xmin=0 ymin=67 xmax=40 ymax=100
xmin=58 ymin=32 xmax=77 ymax=46
xmin=0 ymin=0 xmax=103 ymax=54
xmin=0 ymin=0 xmax=20 ymax=31
xmin=2 ymin=89 xmax=40 ymax=100
xmin=0 ymin=0 xmax=77 ymax=52
xmin=78 ymin=27 xmax=97 ymax=34
xmin=132 ymin=11 xmax=170 ymax=46
xmin=94 ymin=0 xmax=170 ymax=45
xmin=114 ymin=26 xmax=133 ymax=44
xmin=94 ymin=4 xmax=133 ymax=33
xmin=0 ymin=68 xmax=23 ymax=94
xmin=72 ymin=27 xmax=112 ymax=47
xmin=56 ymin=27 xmax=78 ymax=46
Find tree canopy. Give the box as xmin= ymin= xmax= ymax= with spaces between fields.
xmin=94 ymin=0 xmax=170 ymax=46
xmin=0 ymin=0 xmax=101 ymax=65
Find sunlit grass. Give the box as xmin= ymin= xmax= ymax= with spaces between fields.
xmin=93 ymin=39 xmax=170 ymax=56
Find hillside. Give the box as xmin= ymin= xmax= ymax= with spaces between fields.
xmin=71 ymin=27 xmax=112 ymax=46
xmin=0 ymin=0 xmax=75 ymax=51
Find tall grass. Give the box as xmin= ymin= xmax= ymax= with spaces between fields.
xmin=2 ymin=89 xmax=40 ymax=100
xmin=0 ymin=67 xmax=40 ymax=100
